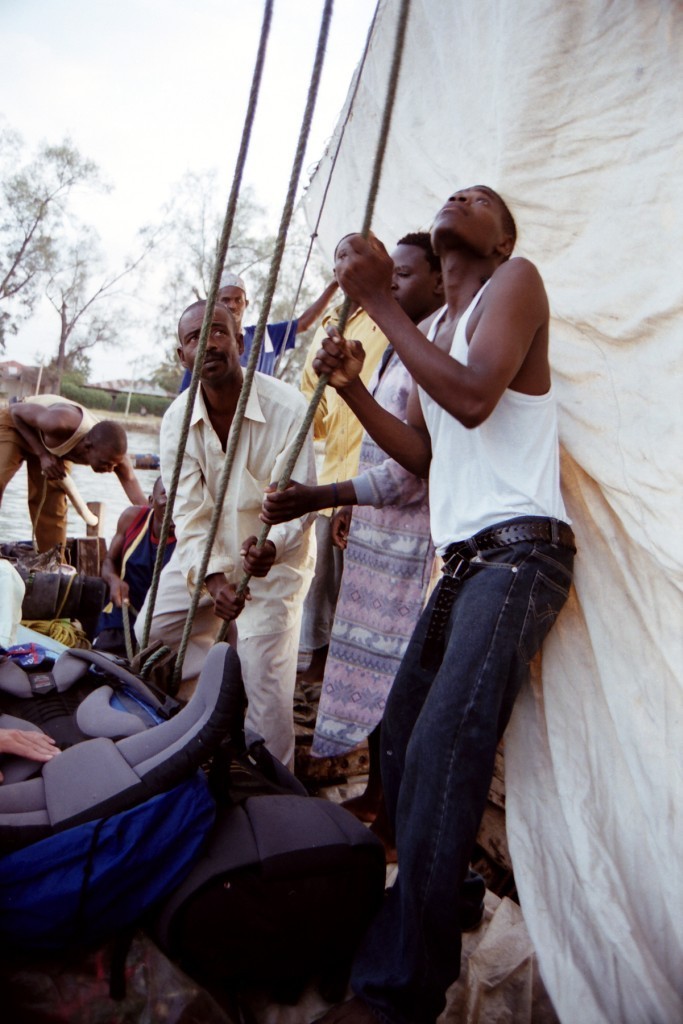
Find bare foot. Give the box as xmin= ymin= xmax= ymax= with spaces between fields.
xmin=341 ymin=791 xmax=380 ymax=823
xmin=316 ymin=996 xmax=378 ymax=1022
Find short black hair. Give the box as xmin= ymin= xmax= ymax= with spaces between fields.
xmin=177 ymin=299 xmax=238 ymax=341
xmin=177 ymin=300 xmax=206 ymax=340
xmin=87 ymin=420 xmax=127 ymax=454
xmin=470 ymin=185 xmax=517 ymax=250
xmin=396 ymin=231 xmax=440 ymax=273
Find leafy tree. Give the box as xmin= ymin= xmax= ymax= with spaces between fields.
xmin=44 ymin=224 xmax=159 ymax=393
xmin=145 ymin=351 xmax=184 ymax=396
xmin=60 ymin=357 xmax=92 ymax=389
xmin=0 ymin=125 xmax=103 ymax=349
xmin=146 ymin=171 xmax=330 ymax=391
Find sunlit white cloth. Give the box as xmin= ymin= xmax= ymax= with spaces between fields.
xmin=302 ymin=3 xmax=683 ymax=1021
xmin=0 ymin=559 xmax=25 ymax=648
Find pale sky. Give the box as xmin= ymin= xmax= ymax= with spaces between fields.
xmin=0 ymin=0 xmax=376 ymax=380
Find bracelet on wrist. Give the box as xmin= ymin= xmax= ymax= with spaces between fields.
xmin=331 ymin=482 xmax=339 ymax=508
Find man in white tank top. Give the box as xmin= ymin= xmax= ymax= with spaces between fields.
xmin=315 ymin=188 xmax=575 ymax=1024
xmin=0 ymin=395 xmax=146 ymax=551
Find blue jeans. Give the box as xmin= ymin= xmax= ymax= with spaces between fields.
xmin=351 ymin=530 xmax=574 ymax=1024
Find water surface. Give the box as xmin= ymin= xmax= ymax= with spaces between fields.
xmin=0 ymin=429 xmax=161 ymax=548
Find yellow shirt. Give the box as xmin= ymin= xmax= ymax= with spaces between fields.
xmin=300 ymin=306 xmax=388 ymax=507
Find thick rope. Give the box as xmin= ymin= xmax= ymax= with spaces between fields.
xmin=141 ymin=0 xmax=274 ymax=649
xmin=216 ymin=0 xmax=412 ymax=641
xmin=272 ymin=0 xmax=381 ymax=380
xmin=122 ymin=599 xmax=136 ymax=662
xmin=139 ymin=643 xmax=171 ymax=680
xmin=31 ymin=477 xmax=48 ymax=553
xmin=174 ymin=0 xmax=335 ymax=681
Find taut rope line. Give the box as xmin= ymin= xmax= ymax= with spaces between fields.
xmin=217 ymin=0 xmax=412 ymax=640
xmin=32 ymin=477 xmax=48 ymax=554
xmin=272 ymin=0 xmax=382 ymax=380
xmin=141 ymin=0 xmax=275 ymax=650
xmin=173 ymin=0 xmax=335 ymax=682
xmin=122 ymin=600 xmax=136 ymax=662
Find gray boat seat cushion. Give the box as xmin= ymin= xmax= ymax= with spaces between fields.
xmin=0 ymin=642 xmax=242 ymax=849
xmin=76 ymin=686 xmax=148 ymax=739
xmin=117 ymin=643 xmax=232 ymax=775
xmin=0 ymin=714 xmax=47 ymax=785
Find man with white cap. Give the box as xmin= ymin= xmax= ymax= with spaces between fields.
xmin=179 ymin=270 xmax=338 ymax=387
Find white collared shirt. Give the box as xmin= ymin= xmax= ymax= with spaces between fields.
xmin=160 ymin=372 xmax=316 ymax=637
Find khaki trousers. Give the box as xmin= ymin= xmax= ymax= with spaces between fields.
xmin=0 ymin=408 xmax=70 ymax=551
xmin=136 ymin=558 xmax=300 ymax=768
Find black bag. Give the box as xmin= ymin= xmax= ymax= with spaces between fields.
xmin=151 ymin=738 xmax=386 ymax=1004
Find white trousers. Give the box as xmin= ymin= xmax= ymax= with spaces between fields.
xmin=135 ymin=559 xmax=300 ymax=767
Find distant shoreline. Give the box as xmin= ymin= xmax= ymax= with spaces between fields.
xmin=105 ymin=409 xmax=163 ymax=437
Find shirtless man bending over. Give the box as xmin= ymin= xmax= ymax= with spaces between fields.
xmin=0 ymin=395 xmax=145 ymax=551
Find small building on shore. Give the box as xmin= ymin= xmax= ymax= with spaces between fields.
xmin=0 ymin=361 xmax=59 ymax=403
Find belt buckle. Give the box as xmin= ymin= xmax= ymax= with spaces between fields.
xmin=443 ymin=546 xmax=471 ymax=579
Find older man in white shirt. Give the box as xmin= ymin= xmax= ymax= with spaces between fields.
xmin=137 ymin=300 xmax=316 ymax=766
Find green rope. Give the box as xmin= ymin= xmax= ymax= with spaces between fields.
xmin=140 ymin=644 xmax=172 ymax=680
xmin=216 ymin=0 xmax=412 ymax=642
xmin=141 ymin=0 xmax=274 ymax=650
xmin=173 ymin=0 xmax=335 ymax=682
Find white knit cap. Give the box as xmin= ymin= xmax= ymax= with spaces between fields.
xmin=219 ymin=271 xmax=247 ymax=294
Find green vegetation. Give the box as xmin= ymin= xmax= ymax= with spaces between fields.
xmin=1 ymin=125 xmax=327 ymax=394
xmin=61 ymin=380 xmax=172 ymax=417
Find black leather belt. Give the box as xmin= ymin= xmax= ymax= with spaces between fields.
xmin=421 ymin=517 xmax=575 ymax=671
xmin=444 ymin=517 xmax=575 ymax=565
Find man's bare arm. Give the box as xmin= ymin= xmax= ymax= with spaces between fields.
xmin=113 ymin=457 xmax=147 ymax=505
xmin=101 ymin=505 xmax=145 ymax=606
xmin=336 ymin=235 xmax=549 ymax=427
xmin=296 ymin=280 xmax=339 ymax=333
xmin=10 ymin=402 xmax=84 ymax=448
xmin=261 ymin=479 xmax=358 ymax=525
xmin=314 ymin=329 xmax=432 ymax=477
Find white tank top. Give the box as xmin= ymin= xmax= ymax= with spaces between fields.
xmin=419 ymin=286 xmax=568 ymax=553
